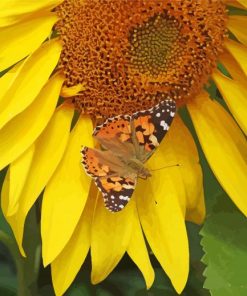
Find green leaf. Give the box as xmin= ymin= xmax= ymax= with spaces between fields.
xmin=201 ymin=192 xmax=247 ymax=296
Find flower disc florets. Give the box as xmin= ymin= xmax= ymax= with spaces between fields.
xmin=56 ymin=0 xmax=227 ymax=117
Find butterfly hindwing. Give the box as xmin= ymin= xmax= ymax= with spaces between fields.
xmin=95 ymin=176 xmax=136 ymax=212
xmin=81 ymin=147 xmax=136 ymax=212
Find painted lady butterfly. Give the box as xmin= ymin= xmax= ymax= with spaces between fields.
xmin=81 ymin=99 xmax=176 ymax=212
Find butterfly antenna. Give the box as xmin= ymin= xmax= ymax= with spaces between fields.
xmin=150 ymin=164 xmax=180 ymax=172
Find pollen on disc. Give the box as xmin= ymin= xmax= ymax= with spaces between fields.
xmin=55 ymin=0 xmax=227 ymax=118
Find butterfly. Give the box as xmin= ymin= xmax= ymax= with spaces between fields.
xmin=81 ymin=99 xmax=176 ymax=212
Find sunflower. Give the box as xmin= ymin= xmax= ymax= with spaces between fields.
xmin=0 ymin=0 xmax=247 ymax=295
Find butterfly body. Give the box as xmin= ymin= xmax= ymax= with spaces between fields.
xmin=124 ymin=157 xmax=151 ymax=179
xmin=81 ymin=99 xmax=176 ymax=212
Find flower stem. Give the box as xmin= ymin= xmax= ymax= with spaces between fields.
xmin=0 ymin=230 xmax=34 ymax=295
xmin=16 ymin=259 xmax=32 ymax=296
xmin=0 ymin=203 xmax=41 ymax=296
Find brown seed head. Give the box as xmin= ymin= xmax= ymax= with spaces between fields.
xmin=55 ymin=0 xmax=228 ymax=118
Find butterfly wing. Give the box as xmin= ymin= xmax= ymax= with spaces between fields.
xmin=93 ymin=115 xmax=135 ymax=159
xmin=131 ymin=99 xmax=176 ymax=161
xmin=95 ymin=176 xmax=136 ymax=212
xmin=81 ymin=99 xmax=176 ymax=212
xmin=81 ymin=147 xmax=125 ymax=177
xmin=93 ymin=114 xmax=131 ymax=141
xmin=81 ymin=147 xmax=136 ymax=212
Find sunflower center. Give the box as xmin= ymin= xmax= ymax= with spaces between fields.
xmin=55 ymin=0 xmax=227 ymax=118
xmin=129 ymin=14 xmax=181 ymax=78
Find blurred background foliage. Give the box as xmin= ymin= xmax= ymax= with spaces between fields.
xmin=1 ymin=5 xmax=247 ymax=295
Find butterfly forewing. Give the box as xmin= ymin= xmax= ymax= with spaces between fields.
xmin=93 ymin=114 xmax=135 ymax=159
xmin=131 ymin=99 xmax=176 ymax=160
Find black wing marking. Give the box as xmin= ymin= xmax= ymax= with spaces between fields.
xmin=131 ymin=99 xmax=176 ymax=161
xmin=95 ymin=176 xmax=136 ymax=212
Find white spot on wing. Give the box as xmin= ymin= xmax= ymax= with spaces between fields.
xmin=170 ymin=111 xmax=175 ymax=117
xmin=119 ymin=195 xmax=129 ymax=201
xmin=160 ymin=120 xmax=169 ymax=131
xmin=123 ymin=184 xmax=134 ymax=189
xmin=156 ymin=112 xmax=161 ymax=117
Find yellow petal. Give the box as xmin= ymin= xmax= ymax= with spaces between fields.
xmin=228 ymin=15 xmax=247 ymax=47
xmin=135 ymin=175 xmax=189 ymax=293
xmin=236 ymin=0 xmax=247 ymax=8
xmin=134 ymin=117 xmax=205 ymax=292
xmin=0 ymin=73 xmax=64 ymax=170
xmin=91 ymin=194 xmax=135 ymax=284
xmin=14 ymin=104 xmax=74 ymax=215
xmin=225 ymin=40 xmax=247 ymax=77
xmin=0 ymin=61 xmax=24 ymax=103
xmin=168 ymin=116 xmax=205 ymax=224
xmin=127 ymin=205 xmax=154 ymax=289
xmin=0 ymin=0 xmax=63 ymax=16
xmin=4 ymin=104 xmax=73 ymax=256
xmin=60 ymin=83 xmax=86 ymax=97
xmin=220 ymin=50 xmax=245 ymax=82
xmin=0 ymin=14 xmax=59 ymax=72
xmin=147 ymin=115 xmax=205 ymax=224
xmin=51 ymin=186 xmax=96 ymax=296
xmin=226 ymin=0 xmax=246 ymax=8
xmin=1 ymin=170 xmax=25 ymax=256
xmin=0 ymin=0 xmax=62 ymax=27
xmin=212 ymin=70 xmax=247 ymax=135
xmin=0 ymin=39 xmax=62 ymax=128
xmin=187 ymin=91 xmax=247 ymax=216
xmin=1 ymin=170 xmax=10 ymax=218
xmin=8 ymin=145 xmax=35 ymax=216
xmin=41 ymin=115 xmax=93 ymax=266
